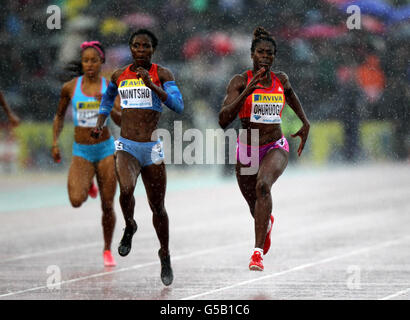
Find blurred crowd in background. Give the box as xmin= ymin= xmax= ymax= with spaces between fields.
xmin=0 ymin=0 xmax=409 ymax=170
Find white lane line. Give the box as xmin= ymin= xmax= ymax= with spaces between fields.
xmin=0 ymin=241 xmax=248 ymax=298
xmin=0 ymin=207 xmax=361 ymax=263
xmin=180 ymin=235 xmax=410 ymax=300
xmin=379 ymin=288 xmax=410 ymax=300
xmin=4 ymin=189 xmax=408 ymax=263
xmin=0 ymin=216 xmax=243 ymax=262
xmin=2 ymin=242 xmax=100 ymax=263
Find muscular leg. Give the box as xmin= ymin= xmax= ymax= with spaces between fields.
xmin=115 ymin=150 xmax=140 ymax=256
xmin=235 ymin=163 xmax=257 ymax=218
xmin=67 ymin=156 xmax=96 ymax=208
xmin=141 ymin=162 xmax=173 ymax=286
xmin=95 ymin=155 xmax=117 ymax=251
xmin=253 ymin=148 xmax=288 ymax=249
xmin=115 ymin=150 xmax=140 ymax=228
xmin=141 ymin=162 xmax=169 ymax=255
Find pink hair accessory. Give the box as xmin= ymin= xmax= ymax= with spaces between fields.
xmin=80 ymin=41 xmax=104 ymax=60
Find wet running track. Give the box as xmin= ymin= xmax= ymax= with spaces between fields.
xmin=0 ymin=163 xmax=409 ymax=300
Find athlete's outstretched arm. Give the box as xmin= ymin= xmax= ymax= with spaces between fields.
xmin=0 ymin=90 xmax=20 ymax=127
xmin=52 ymin=81 xmax=72 ymax=162
xmin=219 ymin=67 xmax=267 ymax=129
xmin=277 ymin=72 xmax=310 ymax=156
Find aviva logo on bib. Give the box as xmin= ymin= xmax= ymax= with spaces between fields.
xmin=77 ymin=101 xmax=100 ymax=110
xmin=253 ymin=93 xmax=284 ymax=103
xmin=119 ymin=78 xmax=153 ymax=88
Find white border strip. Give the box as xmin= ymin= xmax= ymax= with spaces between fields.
xmin=379 ymin=288 xmax=410 ymax=300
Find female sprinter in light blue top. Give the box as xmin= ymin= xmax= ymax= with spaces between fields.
xmin=91 ymin=29 xmax=184 ymax=286
xmin=52 ymin=41 xmax=121 ymax=267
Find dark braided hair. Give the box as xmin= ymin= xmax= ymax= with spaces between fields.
xmin=60 ymin=61 xmax=83 ymax=82
xmin=251 ymin=26 xmax=277 ymax=55
xmin=128 ymin=29 xmax=158 ymax=49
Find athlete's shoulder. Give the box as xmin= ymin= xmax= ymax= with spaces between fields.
xmin=156 ymin=64 xmax=170 ymax=74
xmin=61 ymin=78 xmax=77 ymax=96
xmin=156 ymin=64 xmax=175 ymax=83
xmin=111 ymin=65 xmax=131 ymax=84
xmin=230 ymin=71 xmax=248 ymax=82
xmin=240 ymin=70 xmax=250 ymax=79
xmin=273 ymin=71 xmax=290 ymax=89
xmin=228 ymin=72 xmax=248 ymax=89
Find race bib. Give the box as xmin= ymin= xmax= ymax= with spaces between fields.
xmin=118 ymin=78 xmax=153 ymax=109
xmin=251 ymin=93 xmax=284 ymax=124
xmin=76 ymin=101 xmax=100 ymax=127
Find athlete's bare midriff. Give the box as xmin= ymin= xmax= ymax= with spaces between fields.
xmin=74 ymin=124 xmax=111 ymax=145
xmin=120 ymin=108 xmax=161 ymax=142
xmin=239 ymin=119 xmax=283 ymax=145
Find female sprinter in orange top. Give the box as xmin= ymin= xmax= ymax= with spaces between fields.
xmin=91 ymin=29 xmax=184 ymax=286
xmin=52 ymin=41 xmax=121 ymax=267
xmin=219 ymin=27 xmax=310 ymax=271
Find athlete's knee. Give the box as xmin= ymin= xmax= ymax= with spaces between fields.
xmin=102 ymin=206 xmax=116 ymax=224
xmin=149 ymin=200 xmax=166 ymax=216
xmin=68 ymin=181 xmax=88 ymax=208
xmin=69 ymin=195 xmax=85 ymax=208
xmin=119 ymin=184 xmax=134 ymax=199
xmin=153 ymin=206 xmax=167 ymax=217
xmin=255 ymin=179 xmax=271 ymax=198
xmin=101 ymin=200 xmax=114 ymax=213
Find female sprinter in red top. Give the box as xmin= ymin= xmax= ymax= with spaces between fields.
xmin=219 ymin=27 xmax=310 ymax=271
xmin=92 ymin=29 xmax=184 ymax=286
xmin=52 ymin=41 xmax=121 ymax=267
